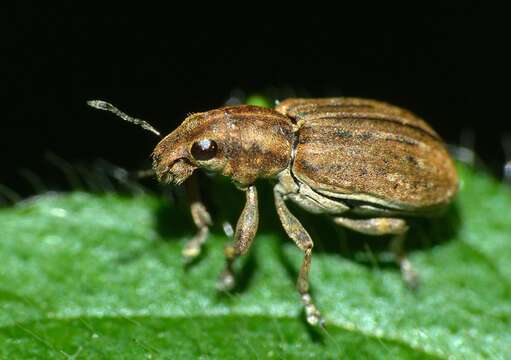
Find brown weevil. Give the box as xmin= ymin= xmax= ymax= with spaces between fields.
xmin=87 ymin=97 xmax=458 ymax=326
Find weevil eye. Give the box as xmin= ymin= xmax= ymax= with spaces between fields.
xmin=190 ymin=139 xmax=218 ymax=161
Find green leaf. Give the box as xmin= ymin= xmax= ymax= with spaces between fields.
xmin=245 ymin=94 xmax=272 ymax=108
xmin=1 ymin=164 xmax=510 ymax=359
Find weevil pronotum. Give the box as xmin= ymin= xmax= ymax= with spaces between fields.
xmin=87 ymin=97 xmax=458 ymax=326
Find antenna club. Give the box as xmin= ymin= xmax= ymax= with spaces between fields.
xmin=86 ymin=100 xmax=113 ymax=111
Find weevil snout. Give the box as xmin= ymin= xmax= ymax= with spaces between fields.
xmin=152 ymin=141 xmax=196 ymax=185
xmin=152 ymin=155 xmax=196 ymax=185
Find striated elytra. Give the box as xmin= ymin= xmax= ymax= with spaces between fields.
xmin=88 ymin=97 xmax=458 ymax=326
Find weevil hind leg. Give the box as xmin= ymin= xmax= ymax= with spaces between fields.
xmin=274 ymin=185 xmax=324 ymax=327
xmin=332 ymin=217 xmax=419 ymax=290
xmin=182 ymin=176 xmax=213 ymax=263
xmin=217 ymin=185 xmax=259 ymax=291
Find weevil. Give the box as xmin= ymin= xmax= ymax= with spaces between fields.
xmin=87 ymin=97 xmax=458 ymax=326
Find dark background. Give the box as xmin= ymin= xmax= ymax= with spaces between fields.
xmin=3 ymin=4 xmax=508 ymax=200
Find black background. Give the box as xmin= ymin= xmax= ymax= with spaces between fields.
xmin=3 ymin=4 xmax=508 ymax=199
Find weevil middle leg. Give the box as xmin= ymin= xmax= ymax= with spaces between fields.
xmin=332 ymin=217 xmax=419 ymax=289
xmin=274 ymin=184 xmax=324 ymax=327
xmin=217 ymin=185 xmax=259 ymax=291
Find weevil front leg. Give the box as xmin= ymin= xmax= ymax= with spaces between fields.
xmin=182 ymin=176 xmax=213 ymax=263
xmin=274 ymin=185 xmax=324 ymax=326
xmin=332 ymin=217 xmax=419 ymax=289
xmin=217 ymin=185 xmax=259 ymax=291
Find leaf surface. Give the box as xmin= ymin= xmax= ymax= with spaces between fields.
xmin=0 ymin=165 xmax=510 ymax=359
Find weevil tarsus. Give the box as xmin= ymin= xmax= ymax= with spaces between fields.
xmin=274 ymin=184 xmax=324 ymax=326
xmin=86 ymin=100 xmax=162 ymax=137
xmin=390 ymin=233 xmax=420 ymax=290
xmin=217 ymin=185 xmax=259 ymax=291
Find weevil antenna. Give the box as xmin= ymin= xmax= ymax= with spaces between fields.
xmin=86 ymin=100 xmax=162 ymax=137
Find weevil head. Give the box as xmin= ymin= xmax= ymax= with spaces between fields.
xmin=152 ymin=111 xmax=228 ymax=185
xmin=152 ymin=105 xmax=294 ymax=187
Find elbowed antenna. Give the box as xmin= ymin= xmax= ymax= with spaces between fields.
xmin=86 ymin=100 xmax=161 ymax=137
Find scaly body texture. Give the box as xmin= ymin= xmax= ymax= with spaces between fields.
xmin=278 ymin=98 xmax=458 ymax=215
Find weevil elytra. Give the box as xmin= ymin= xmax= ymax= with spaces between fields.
xmin=87 ymin=97 xmax=458 ymax=326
